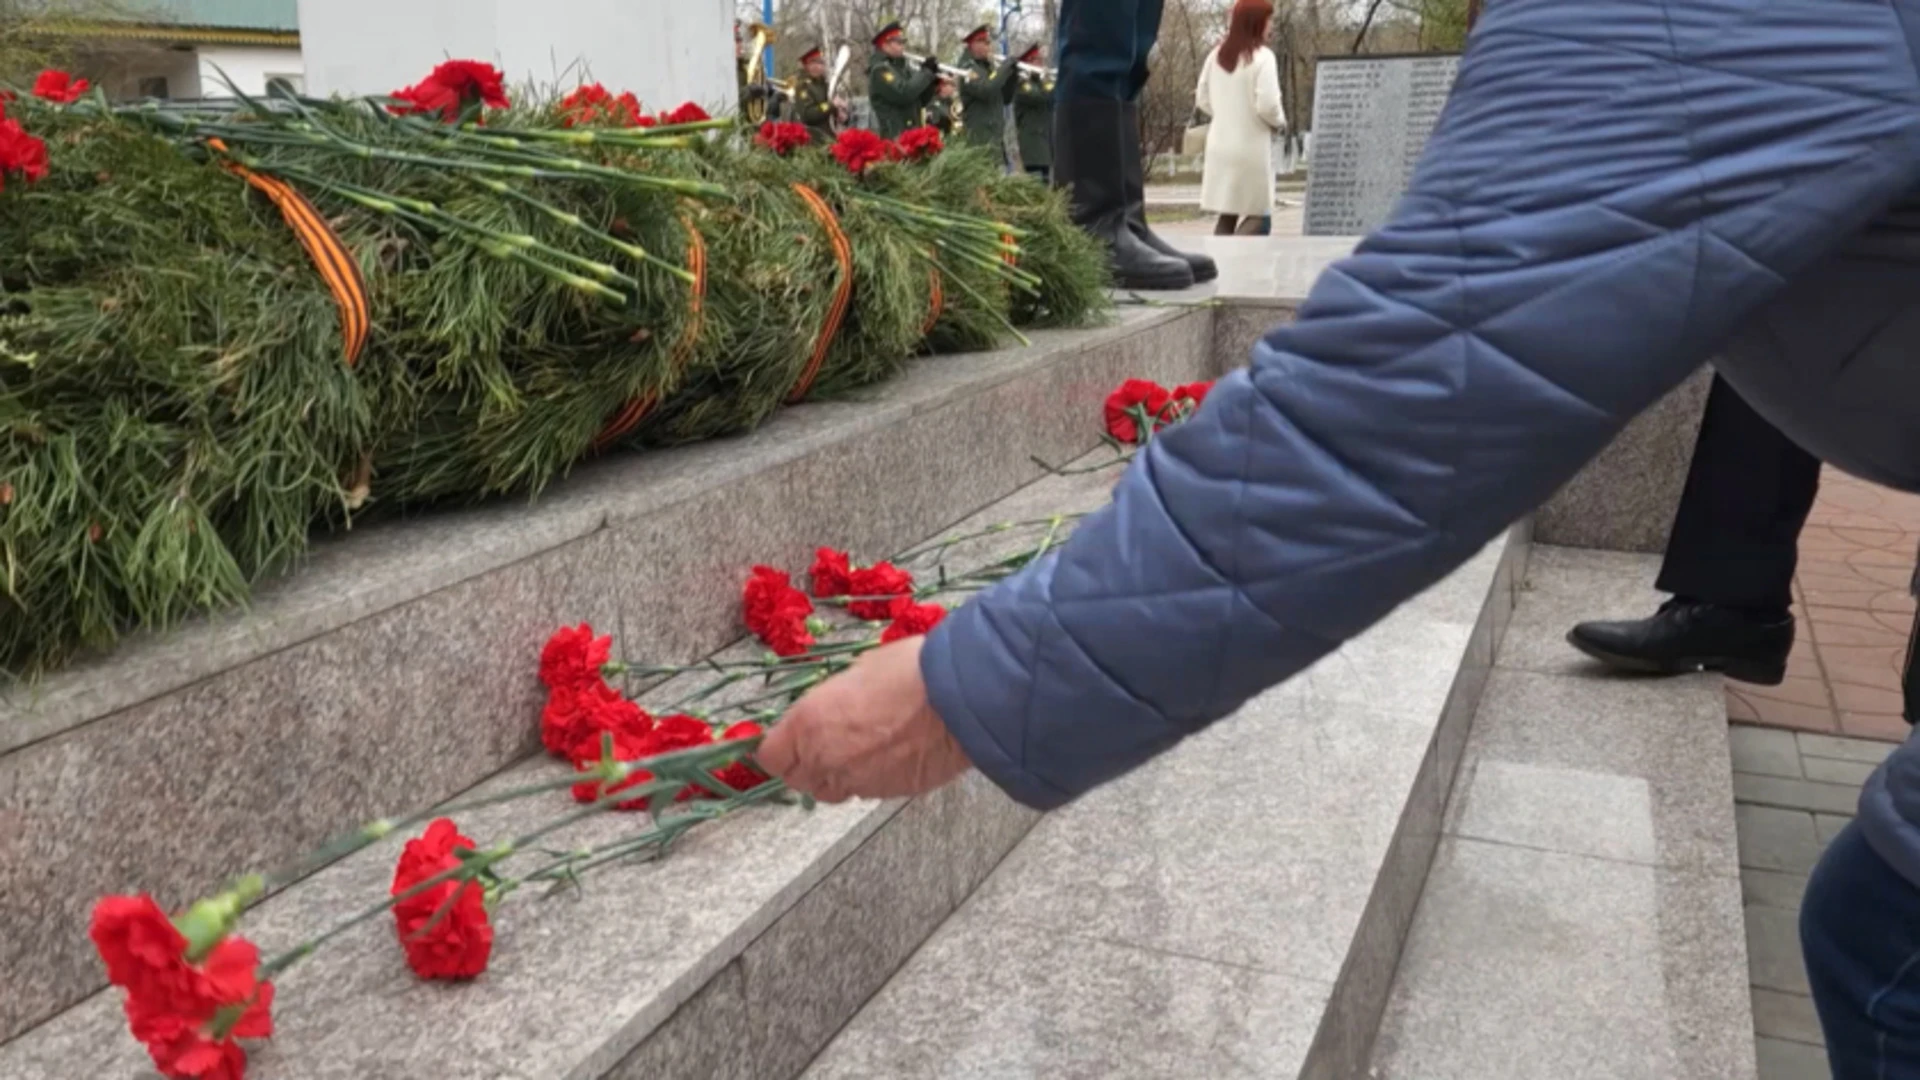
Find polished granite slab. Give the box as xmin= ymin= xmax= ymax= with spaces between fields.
xmin=1372 ymin=547 xmax=1755 ymax=1080
xmin=804 ymin=531 xmax=1526 ymax=1080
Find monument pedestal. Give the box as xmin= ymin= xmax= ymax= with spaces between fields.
xmin=1534 ymin=368 xmax=1711 ymax=554
xmin=296 ymin=0 xmax=736 ymax=115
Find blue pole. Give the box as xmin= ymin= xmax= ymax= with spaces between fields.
xmin=999 ymin=0 xmax=1012 ymax=54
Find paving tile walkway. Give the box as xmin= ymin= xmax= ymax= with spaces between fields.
xmin=1727 ymin=469 xmax=1920 ymax=742
xmin=1730 ymin=724 xmax=1895 ymax=1079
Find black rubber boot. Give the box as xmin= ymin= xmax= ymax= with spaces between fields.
xmin=1119 ymin=101 xmax=1218 ymax=284
xmin=1054 ymin=98 xmax=1194 ymax=291
xmin=1567 ymin=599 xmax=1793 ymax=686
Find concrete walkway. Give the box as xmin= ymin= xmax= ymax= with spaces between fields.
xmin=1729 ymin=469 xmax=1920 ymax=743
xmin=1730 ymin=725 xmax=1892 ymax=1079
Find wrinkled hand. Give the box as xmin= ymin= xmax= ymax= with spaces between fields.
xmin=757 ymin=637 xmax=973 ymax=803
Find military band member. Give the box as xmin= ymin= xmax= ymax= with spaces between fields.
xmin=790 ymin=44 xmax=840 ymax=138
xmin=926 ymin=76 xmax=961 ymax=137
xmin=866 ymin=21 xmax=939 ymax=139
xmin=955 ymin=25 xmax=1018 ymax=166
xmin=1013 ymin=44 xmax=1055 ymax=181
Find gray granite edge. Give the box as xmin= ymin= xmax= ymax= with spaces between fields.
xmin=961 ymin=529 xmax=1517 ymax=990
xmin=0 ymin=309 xmax=1195 ymax=757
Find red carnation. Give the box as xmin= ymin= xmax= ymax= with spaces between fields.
xmin=881 ymin=599 xmax=948 ymax=644
xmin=1103 ymin=379 xmax=1175 ymax=445
xmin=577 ymin=713 xmax=718 ymax=808
xmin=658 ymin=101 xmax=711 ymax=126
xmin=743 ymin=565 xmax=816 ymax=657
xmin=847 ymin=561 xmax=914 ymax=621
xmin=1171 ymin=381 xmax=1213 ymax=417
xmin=830 ymin=128 xmax=896 ymax=175
xmin=541 ymin=680 xmax=649 ymax=760
xmin=32 ymin=69 xmax=90 ymax=104
xmin=559 ymin=83 xmax=647 ymax=128
xmin=809 ymin=547 xmax=855 ymax=599
xmin=539 ymin=623 xmax=613 ymax=692
xmin=897 ymin=125 xmax=943 ymax=160
xmin=558 ymin=82 xmax=611 ymax=127
xmin=0 ymin=115 xmax=49 ymax=191
xmin=754 ymin=120 xmax=812 ymax=156
xmin=570 ymin=727 xmax=654 ymax=810
xmin=389 ymin=59 xmax=509 ymax=122
xmin=698 ymin=721 xmax=771 ymax=797
xmin=391 ymin=819 xmax=493 ymax=981
xmin=91 ymin=895 xmax=276 ymax=1080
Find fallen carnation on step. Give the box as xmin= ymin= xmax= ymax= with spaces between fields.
xmin=743 ymin=565 xmax=818 ymax=657
xmin=89 ymin=894 xmax=276 ymax=1080
xmin=882 ymin=599 xmax=948 ymax=644
xmin=391 ymin=819 xmax=494 ymax=981
xmin=809 ymin=547 xmax=915 ymax=619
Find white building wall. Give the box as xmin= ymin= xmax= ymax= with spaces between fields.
xmin=196 ymin=45 xmax=306 ymax=98
xmin=296 ymin=0 xmax=734 ymax=115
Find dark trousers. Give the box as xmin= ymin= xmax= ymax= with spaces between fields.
xmin=1803 ymin=821 xmax=1920 ymax=1077
xmin=1656 ymin=374 xmax=1822 ymax=615
xmin=1056 ymin=0 xmax=1163 ymax=102
xmin=1027 ymin=165 xmax=1051 ymax=183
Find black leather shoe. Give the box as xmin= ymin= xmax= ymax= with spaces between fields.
xmin=1118 ymin=102 xmax=1219 ymax=284
xmin=1567 ymin=600 xmax=1792 ymax=686
xmin=1054 ymin=99 xmax=1195 ymax=291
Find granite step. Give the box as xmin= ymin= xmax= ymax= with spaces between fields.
xmin=1368 ymin=546 xmax=1757 ymax=1080
xmin=0 ymin=307 xmax=1229 ymax=1045
xmin=798 ymin=527 xmax=1530 ymax=1079
xmin=0 ymin=462 xmax=1118 ymax=1080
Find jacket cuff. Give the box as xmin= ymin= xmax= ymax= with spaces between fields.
xmin=921 ymin=619 xmax=1074 ymax=811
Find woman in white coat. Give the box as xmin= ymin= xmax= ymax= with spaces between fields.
xmin=1196 ymin=0 xmax=1286 ymax=235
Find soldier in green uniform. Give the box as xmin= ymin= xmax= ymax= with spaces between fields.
xmin=866 ymin=22 xmax=938 ymax=140
xmin=790 ymin=44 xmax=840 ymax=140
xmin=955 ymin=25 xmax=1018 ymax=167
xmin=1012 ymin=43 xmax=1054 ymax=181
xmin=925 ymin=76 xmax=961 ymax=138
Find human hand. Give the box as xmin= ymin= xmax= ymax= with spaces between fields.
xmin=922 ymin=53 xmax=943 ymax=74
xmin=757 ymin=637 xmax=973 ymax=804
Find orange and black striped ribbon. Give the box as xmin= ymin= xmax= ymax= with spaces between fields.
xmin=592 ymin=214 xmax=710 ymax=453
xmin=787 ymin=183 xmax=855 ymax=403
xmin=206 ymin=138 xmax=370 ymax=367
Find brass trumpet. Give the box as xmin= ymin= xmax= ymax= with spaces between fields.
xmin=995 ymin=54 xmax=1057 ymax=79
xmin=903 ymin=52 xmax=972 ymax=81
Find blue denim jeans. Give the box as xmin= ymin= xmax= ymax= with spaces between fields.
xmin=1803 ymin=820 xmax=1920 ymax=1078
xmin=1055 ymin=0 xmax=1164 ymax=102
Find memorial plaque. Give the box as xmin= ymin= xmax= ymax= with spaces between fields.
xmin=1304 ymin=53 xmax=1460 ymax=237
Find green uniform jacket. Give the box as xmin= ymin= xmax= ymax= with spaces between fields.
xmin=1013 ymin=73 xmax=1054 ymax=169
xmin=957 ymin=54 xmax=1018 ymax=152
xmin=791 ymin=74 xmax=836 ymax=139
xmin=867 ymin=55 xmax=935 ymax=139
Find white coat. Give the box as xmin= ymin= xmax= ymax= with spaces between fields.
xmin=1196 ymin=45 xmax=1286 ymax=218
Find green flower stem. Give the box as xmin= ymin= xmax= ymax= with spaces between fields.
xmin=265 ymin=163 xmax=640 ymax=292
xmin=464 ymin=174 xmax=695 ymax=284
xmin=911 ymin=250 xmax=1031 ymax=347
xmin=256 ymin=738 xmax=767 ymax=980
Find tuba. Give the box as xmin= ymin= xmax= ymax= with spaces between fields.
xmin=741 ymin=21 xmax=788 ymax=123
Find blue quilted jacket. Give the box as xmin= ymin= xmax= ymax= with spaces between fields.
xmin=922 ymin=0 xmax=1920 ymax=869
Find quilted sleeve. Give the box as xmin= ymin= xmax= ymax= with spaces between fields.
xmin=921 ymin=0 xmax=1920 ymax=810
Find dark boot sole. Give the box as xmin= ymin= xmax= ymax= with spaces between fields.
xmin=1564 ymin=633 xmax=1787 ymax=687
xmin=1113 ymin=265 xmax=1196 ymax=291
